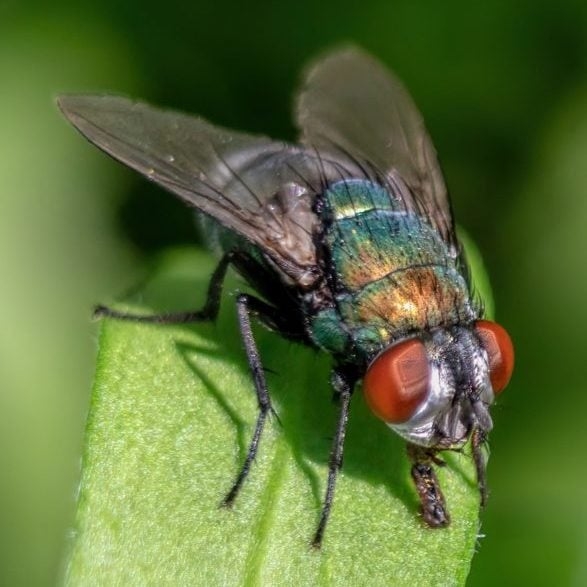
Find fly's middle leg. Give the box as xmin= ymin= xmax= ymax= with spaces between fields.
xmin=312 ymin=368 xmax=355 ymax=548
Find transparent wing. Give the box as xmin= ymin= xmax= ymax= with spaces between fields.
xmin=57 ymin=94 xmax=350 ymax=282
xmin=296 ymin=47 xmax=457 ymax=252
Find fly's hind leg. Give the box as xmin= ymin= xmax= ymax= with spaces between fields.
xmin=97 ymin=253 xmax=284 ymax=508
xmin=93 ymin=252 xmax=234 ymax=324
xmin=221 ymin=293 xmax=284 ymax=507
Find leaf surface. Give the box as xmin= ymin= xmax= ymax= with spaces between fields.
xmin=66 ymin=245 xmax=491 ymax=586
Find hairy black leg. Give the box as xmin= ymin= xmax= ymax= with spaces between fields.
xmin=471 ymin=428 xmax=489 ymax=507
xmin=93 ymin=252 xmax=234 ymax=324
xmin=222 ymin=293 xmax=278 ymax=507
xmin=407 ymin=444 xmax=450 ymax=528
xmin=312 ymin=369 xmax=354 ymax=548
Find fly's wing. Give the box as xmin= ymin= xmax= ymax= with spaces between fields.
xmin=57 ymin=95 xmax=345 ymax=286
xmin=296 ymin=47 xmax=458 ymax=254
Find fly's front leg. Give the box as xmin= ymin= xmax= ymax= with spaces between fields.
xmin=312 ymin=368 xmax=355 ymax=548
xmin=93 ymin=252 xmax=234 ymax=324
xmin=222 ymin=293 xmax=279 ymax=507
xmin=407 ymin=444 xmax=450 ymax=528
xmin=471 ymin=427 xmax=489 ymax=507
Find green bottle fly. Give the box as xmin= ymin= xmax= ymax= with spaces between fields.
xmin=57 ymin=47 xmax=514 ymax=546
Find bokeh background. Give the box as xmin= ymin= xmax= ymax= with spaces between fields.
xmin=1 ymin=1 xmax=586 ymax=585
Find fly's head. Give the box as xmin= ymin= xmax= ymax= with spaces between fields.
xmin=362 ymin=321 xmax=514 ymax=448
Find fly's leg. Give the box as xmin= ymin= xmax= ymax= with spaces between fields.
xmin=407 ymin=444 xmax=450 ymax=528
xmin=312 ymin=369 xmax=354 ymax=548
xmin=97 ymin=252 xmax=286 ymax=507
xmin=222 ymin=293 xmax=281 ymax=507
xmin=471 ymin=427 xmax=489 ymax=507
xmin=93 ymin=252 xmax=234 ymax=324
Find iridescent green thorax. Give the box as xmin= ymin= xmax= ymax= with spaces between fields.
xmin=309 ymin=180 xmax=476 ymax=361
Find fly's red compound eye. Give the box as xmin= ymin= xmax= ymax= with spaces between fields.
xmin=475 ymin=320 xmax=514 ymax=394
xmin=363 ymin=338 xmax=430 ymax=424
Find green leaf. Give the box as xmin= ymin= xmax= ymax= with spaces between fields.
xmin=65 ymin=245 xmax=492 ymax=586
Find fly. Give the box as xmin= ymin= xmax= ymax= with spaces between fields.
xmin=57 ymin=47 xmax=514 ymax=547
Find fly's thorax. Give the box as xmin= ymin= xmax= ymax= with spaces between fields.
xmin=320 ymin=180 xmax=451 ymax=294
xmin=377 ymin=326 xmax=494 ymax=448
xmin=308 ymin=179 xmax=477 ymax=359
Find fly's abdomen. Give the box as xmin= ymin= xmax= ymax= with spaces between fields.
xmin=310 ymin=180 xmax=475 ymax=358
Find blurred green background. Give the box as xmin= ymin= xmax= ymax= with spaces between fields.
xmin=1 ymin=1 xmax=586 ymax=585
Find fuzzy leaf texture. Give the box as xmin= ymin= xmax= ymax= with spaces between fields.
xmin=65 ymin=235 xmax=493 ymax=586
